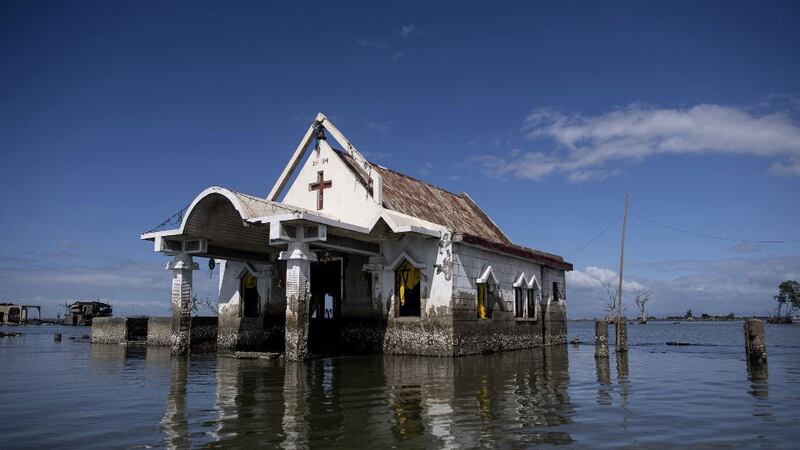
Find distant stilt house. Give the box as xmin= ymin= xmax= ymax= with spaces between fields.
xmin=65 ymin=301 xmax=113 ymax=326
xmin=0 ymin=303 xmax=41 ymax=324
xmin=141 ymin=113 xmax=572 ymax=359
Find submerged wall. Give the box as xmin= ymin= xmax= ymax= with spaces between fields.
xmin=93 ymin=316 xmax=218 ymax=348
xmin=217 ymin=260 xmax=284 ymax=351
xmin=449 ymin=242 xmax=566 ymax=355
xmin=91 ymin=317 xmax=148 ymax=344
xmin=376 ymin=233 xmax=456 ymax=356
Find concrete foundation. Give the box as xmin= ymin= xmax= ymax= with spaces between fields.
xmin=744 ymin=318 xmax=767 ymax=363
xmin=93 ymin=316 xmax=217 ymax=349
xmin=595 ymin=320 xmax=609 ymax=358
xmin=615 ymin=319 xmax=628 ymax=353
xmin=91 ymin=317 xmax=127 ymax=344
xmin=92 ymin=317 xmax=147 ymax=344
xmin=147 ymin=317 xmax=172 ymax=346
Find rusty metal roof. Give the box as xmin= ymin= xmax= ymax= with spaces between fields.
xmin=455 ymin=233 xmax=573 ymax=271
xmin=333 ymin=150 xmax=509 ymax=243
xmin=375 ymin=164 xmax=511 ymax=244
xmin=333 ymin=150 xmax=572 ymax=269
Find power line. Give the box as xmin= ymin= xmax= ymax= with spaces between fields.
xmin=566 ymin=215 xmax=623 ymax=257
xmin=629 ymin=211 xmax=800 ymax=244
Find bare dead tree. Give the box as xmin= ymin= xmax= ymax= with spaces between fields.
xmin=598 ymin=280 xmax=621 ymax=321
xmin=633 ymin=289 xmax=652 ymax=324
xmin=190 ymin=294 xmax=219 ymax=317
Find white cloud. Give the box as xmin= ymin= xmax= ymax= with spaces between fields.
xmin=566 ymin=256 xmax=800 ymax=318
xmin=567 ymin=266 xmax=645 ymax=292
xmin=0 ymin=246 xmax=220 ymax=318
xmin=365 ymin=120 xmax=392 ymax=134
xmin=472 ymin=103 xmax=800 ymax=181
xmin=392 ymin=52 xmax=403 ymax=61
xmin=730 ymin=241 xmax=765 ymax=254
xmin=400 ymin=24 xmax=426 ymax=38
xmin=355 ymin=38 xmax=389 ymax=49
xmin=419 ymin=161 xmax=434 ymax=176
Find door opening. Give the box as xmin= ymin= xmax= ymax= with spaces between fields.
xmin=309 ymin=258 xmax=343 ymax=355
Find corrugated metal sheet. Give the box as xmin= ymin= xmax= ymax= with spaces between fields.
xmin=377 ymin=166 xmax=510 ymax=244
xmin=334 ymin=150 xmax=509 ymax=244
xmin=334 ymin=150 xmax=572 ymax=269
xmin=456 ymin=233 xmax=573 ymax=271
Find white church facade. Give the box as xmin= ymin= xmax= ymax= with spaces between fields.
xmin=141 ymin=113 xmax=572 ymax=360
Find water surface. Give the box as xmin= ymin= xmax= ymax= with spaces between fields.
xmin=1 ymin=321 xmax=799 ymax=448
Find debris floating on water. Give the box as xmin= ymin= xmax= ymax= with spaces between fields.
xmin=233 ymin=351 xmax=283 ymax=360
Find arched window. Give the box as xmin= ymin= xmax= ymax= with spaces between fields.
xmin=527 ymin=276 xmax=541 ymax=320
xmin=477 ymin=266 xmax=500 ymax=320
xmin=395 ymin=260 xmax=421 ymax=317
xmin=241 ymin=272 xmax=260 ymax=318
xmin=477 ymin=283 xmax=488 ymax=319
xmin=513 ymin=273 xmax=529 ymax=319
xmin=514 ymin=287 xmax=525 ymax=318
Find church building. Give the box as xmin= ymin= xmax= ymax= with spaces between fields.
xmin=141 ymin=113 xmax=572 ymax=360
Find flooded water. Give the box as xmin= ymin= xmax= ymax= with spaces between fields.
xmin=1 ymin=321 xmax=799 ymax=449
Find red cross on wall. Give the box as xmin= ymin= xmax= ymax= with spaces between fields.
xmin=308 ymin=170 xmax=332 ymax=210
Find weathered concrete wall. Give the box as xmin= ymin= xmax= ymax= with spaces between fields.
xmin=147 ymin=317 xmax=171 ymax=346
xmin=91 ymin=317 xmax=127 ymax=344
xmin=542 ymin=266 xmax=568 ymax=345
xmin=217 ymin=260 xmax=282 ymax=350
xmin=281 ymin=140 xmax=382 ymax=229
xmin=190 ymin=316 xmax=218 ymax=350
xmin=379 ymin=232 xmax=456 ymax=356
xmin=449 ymin=242 xmax=564 ymax=354
xmin=451 ymin=242 xmax=544 ymax=322
xmin=543 ymin=300 xmax=567 ymax=345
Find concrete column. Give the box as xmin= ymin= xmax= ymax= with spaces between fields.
xmin=594 ymin=320 xmax=609 ymax=358
xmin=167 ymin=253 xmax=199 ymax=355
xmin=744 ymin=318 xmax=767 ymax=363
xmin=615 ymin=318 xmax=628 ymax=352
xmin=280 ymin=241 xmax=316 ymax=361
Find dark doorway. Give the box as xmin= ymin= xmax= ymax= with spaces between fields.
xmin=309 ymin=259 xmax=342 ymax=355
xmin=72 ymin=315 xmax=78 ymax=326
xmin=241 ymin=272 xmax=260 ymax=318
xmin=395 ymin=260 xmax=421 ymax=317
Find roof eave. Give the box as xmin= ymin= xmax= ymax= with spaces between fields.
xmin=453 ymin=233 xmax=573 ymax=271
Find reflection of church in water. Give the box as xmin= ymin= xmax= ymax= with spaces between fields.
xmin=142 ymin=113 xmax=572 ymax=360
xmin=157 ymin=346 xmax=577 ymax=447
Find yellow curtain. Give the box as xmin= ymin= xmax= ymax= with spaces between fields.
xmin=243 ymin=272 xmax=257 ymax=289
xmin=398 ymin=261 xmax=420 ymax=306
xmin=477 ymin=284 xmax=487 ymax=319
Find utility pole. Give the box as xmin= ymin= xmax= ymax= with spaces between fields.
xmin=616 ymin=193 xmax=629 ymax=352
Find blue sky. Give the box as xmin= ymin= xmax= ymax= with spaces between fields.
xmin=1 ymin=0 xmax=798 ymax=318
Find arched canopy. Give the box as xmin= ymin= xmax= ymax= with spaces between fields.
xmin=476 ymin=265 xmax=498 ymax=285
xmin=512 ymin=272 xmax=528 ymax=288
xmin=141 ymin=187 xmax=284 ymax=259
xmin=385 ymin=250 xmax=426 ymax=271
xmin=527 ymin=274 xmax=541 ymax=290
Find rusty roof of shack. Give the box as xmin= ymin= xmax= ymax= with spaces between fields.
xmin=333 ymin=150 xmax=572 ymax=270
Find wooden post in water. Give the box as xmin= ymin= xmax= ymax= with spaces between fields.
xmin=53 ymin=333 xmax=62 ymax=342
xmin=595 ymin=320 xmax=609 ymax=357
xmin=744 ymin=318 xmax=767 ymax=363
xmin=615 ymin=194 xmax=629 ymax=353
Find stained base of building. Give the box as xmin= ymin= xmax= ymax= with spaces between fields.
xmin=90 ymin=307 xmax=567 ymax=358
